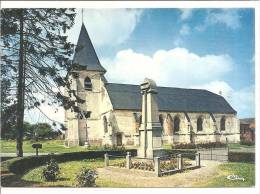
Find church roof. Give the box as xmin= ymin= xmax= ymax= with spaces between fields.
xmin=105 ymin=83 xmax=236 ymax=114
xmin=72 ymin=24 xmax=106 ymax=72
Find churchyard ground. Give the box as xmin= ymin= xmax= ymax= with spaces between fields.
xmin=1 ymin=158 xmax=254 ymax=187
xmin=0 ymin=140 xmax=255 ymax=187
xmin=0 ymin=139 xmax=254 ymax=154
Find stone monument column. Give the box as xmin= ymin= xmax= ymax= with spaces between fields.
xmin=137 ymin=78 xmax=163 ymax=158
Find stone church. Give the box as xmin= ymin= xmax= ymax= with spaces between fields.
xmin=64 ymin=24 xmax=240 ymax=147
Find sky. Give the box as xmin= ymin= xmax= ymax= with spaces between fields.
xmin=25 ymin=8 xmax=255 ymax=125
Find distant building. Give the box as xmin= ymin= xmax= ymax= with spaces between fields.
xmin=64 ymin=24 xmax=240 ymax=147
xmin=240 ymin=118 xmax=255 ymax=144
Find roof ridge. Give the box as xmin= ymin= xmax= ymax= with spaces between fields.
xmin=106 ymin=82 xmax=214 ymax=92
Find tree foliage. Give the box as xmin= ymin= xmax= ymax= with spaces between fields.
xmin=0 ymin=9 xmax=85 ymax=156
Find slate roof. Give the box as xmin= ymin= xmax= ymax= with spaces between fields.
xmin=105 ymin=83 xmax=236 ymax=114
xmin=72 ymin=24 xmax=106 ymax=72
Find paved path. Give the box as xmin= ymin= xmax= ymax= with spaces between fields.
xmin=97 ymin=160 xmax=220 ymax=187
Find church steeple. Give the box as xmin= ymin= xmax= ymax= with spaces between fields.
xmin=72 ymin=24 xmax=106 ymax=73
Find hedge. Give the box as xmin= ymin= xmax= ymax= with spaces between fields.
xmin=164 ymin=149 xmax=197 ymax=160
xmin=172 ymin=142 xmax=227 ymax=149
xmin=228 ymin=152 xmax=255 ymax=163
xmin=7 ymin=149 xmax=137 ymax=175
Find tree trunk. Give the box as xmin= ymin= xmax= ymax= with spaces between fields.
xmin=16 ymin=9 xmax=25 ymax=157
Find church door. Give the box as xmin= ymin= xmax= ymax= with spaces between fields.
xmin=116 ymin=133 xmax=122 ymax=146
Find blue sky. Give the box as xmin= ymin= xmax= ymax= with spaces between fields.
xmin=25 ymin=8 xmax=255 ymax=124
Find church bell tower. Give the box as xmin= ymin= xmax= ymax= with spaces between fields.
xmin=65 ymin=23 xmax=106 ymax=146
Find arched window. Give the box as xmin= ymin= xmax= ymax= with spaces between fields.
xmin=174 ymin=116 xmax=180 ymax=132
xmin=103 ymin=116 xmax=108 ymax=133
xmin=197 ymin=117 xmax=203 ymax=131
xmin=159 ymin=114 xmax=164 ymax=127
xmin=166 ymin=114 xmax=173 ymax=135
xmin=84 ymin=77 xmax=92 ymax=91
xmin=220 ymin=116 xmax=226 ymax=131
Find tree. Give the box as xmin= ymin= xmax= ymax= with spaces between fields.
xmin=1 ymin=9 xmax=85 ymax=157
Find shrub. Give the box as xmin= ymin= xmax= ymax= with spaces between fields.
xmin=42 ymin=158 xmax=60 ymax=181
xmin=171 ymin=142 xmax=227 ymax=149
xmin=228 ymin=152 xmax=255 ymax=163
xmin=75 ymin=168 xmax=98 ymax=187
xmin=240 ymin=140 xmax=255 ymax=146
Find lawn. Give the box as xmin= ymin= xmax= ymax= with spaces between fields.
xmin=0 ymin=139 xmax=87 ymax=153
xmin=228 ymin=143 xmax=255 ymax=150
xmin=21 ymin=158 xmax=129 ymax=187
xmin=0 ymin=139 xmax=137 ymax=154
xmin=1 ymin=157 xmax=255 ymax=188
xmin=194 ymin=162 xmax=255 ymax=187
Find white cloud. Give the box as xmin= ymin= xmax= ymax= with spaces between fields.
xmin=191 ymin=81 xmax=233 ymax=98
xmin=196 ymin=9 xmax=242 ymax=31
xmin=179 ymin=9 xmax=193 ymax=21
xmin=179 ymin=24 xmax=190 ymax=36
xmin=67 ymin=9 xmax=143 ymax=47
xmin=192 ymin=81 xmax=255 ymax=118
xmin=103 ymin=48 xmax=255 ymax=117
xmin=102 ymin=47 xmax=234 ymax=87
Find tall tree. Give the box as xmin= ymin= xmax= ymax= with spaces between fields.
xmin=1 ymin=9 xmax=85 ymax=157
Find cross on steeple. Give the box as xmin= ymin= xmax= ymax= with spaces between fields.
xmin=81 ymin=8 xmax=84 ymax=24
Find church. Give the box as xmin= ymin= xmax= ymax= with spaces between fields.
xmin=64 ymin=24 xmax=240 ymax=147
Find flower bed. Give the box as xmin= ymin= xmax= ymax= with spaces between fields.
xmin=160 ymin=159 xmax=193 ymax=172
xmin=113 ymin=160 xmax=155 ymax=171
xmin=131 ymin=160 xmax=154 ymax=171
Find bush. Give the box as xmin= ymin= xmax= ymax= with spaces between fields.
xmin=75 ymin=168 xmax=98 ymax=187
xmin=228 ymin=152 xmax=255 ymax=163
xmin=42 ymin=158 xmax=60 ymax=181
xmin=240 ymin=140 xmax=255 ymax=146
xmin=88 ymin=144 xmax=126 ymax=151
xmin=171 ymin=142 xmax=227 ymax=149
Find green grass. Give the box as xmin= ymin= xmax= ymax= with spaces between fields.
xmin=0 ymin=139 xmax=137 ymax=154
xmin=0 ymin=139 xmax=91 ymax=153
xmin=21 ymin=158 xmax=130 ymax=187
xmin=195 ymin=162 xmax=255 ymax=187
xmin=228 ymin=143 xmax=255 ymax=150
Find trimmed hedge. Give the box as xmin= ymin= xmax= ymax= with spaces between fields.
xmin=8 ymin=149 xmax=137 ymax=175
xmin=172 ymin=142 xmax=227 ymax=149
xmin=164 ymin=149 xmax=197 ymax=160
xmin=228 ymin=152 xmax=255 ymax=163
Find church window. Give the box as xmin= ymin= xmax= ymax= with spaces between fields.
xmin=84 ymin=77 xmax=92 ymax=90
xmin=166 ymin=114 xmax=173 ymax=135
xmin=159 ymin=114 xmax=164 ymax=126
xmin=220 ymin=116 xmax=226 ymax=131
xmin=197 ymin=117 xmax=203 ymax=131
xmin=174 ymin=116 xmax=180 ymax=132
xmin=103 ymin=116 xmax=108 ymax=133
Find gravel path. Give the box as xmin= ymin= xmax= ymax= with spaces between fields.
xmin=97 ymin=160 xmax=221 ymax=187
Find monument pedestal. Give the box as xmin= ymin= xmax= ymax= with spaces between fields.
xmin=137 ymin=125 xmax=165 ymax=158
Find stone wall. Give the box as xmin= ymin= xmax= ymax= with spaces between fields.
xmin=65 ymin=72 xmax=240 ymax=147
xmin=94 ymin=110 xmax=240 ymax=146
